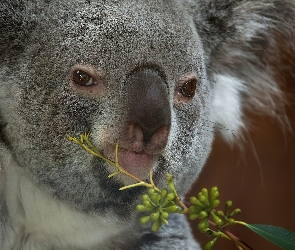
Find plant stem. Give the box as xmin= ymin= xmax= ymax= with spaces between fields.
xmin=149 ymin=170 xmax=161 ymax=193
xmin=222 ymin=228 xmax=254 ymax=250
xmin=149 ymin=170 xmax=156 ymax=188
xmin=175 ymin=197 xmax=189 ymax=214
xmin=119 ymin=182 xmax=149 ymax=190
xmin=208 ymin=220 xmax=253 ymax=250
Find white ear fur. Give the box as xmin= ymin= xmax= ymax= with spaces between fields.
xmin=194 ymin=1 xmax=295 ymax=142
xmin=210 ymin=74 xmax=245 ymax=142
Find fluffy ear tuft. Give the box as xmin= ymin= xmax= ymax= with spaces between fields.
xmin=192 ymin=0 xmax=295 ymax=140
xmin=210 ymin=74 xmax=245 ymax=142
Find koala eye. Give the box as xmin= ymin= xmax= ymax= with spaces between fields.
xmin=174 ymin=75 xmax=198 ymax=103
xmin=179 ymin=79 xmax=197 ymax=98
xmin=70 ymin=65 xmax=106 ymax=97
xmin=72 ymin=69 xmax=96 ymax=86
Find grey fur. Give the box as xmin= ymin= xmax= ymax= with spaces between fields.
xmin=0 ymin=0 xmax=294 ymax=249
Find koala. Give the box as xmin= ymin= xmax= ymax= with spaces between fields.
xmin=0 ymin=0 xmax=294 ymax=249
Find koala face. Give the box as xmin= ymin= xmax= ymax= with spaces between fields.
xmin=1 ymin=1 xmax=213 ymax=216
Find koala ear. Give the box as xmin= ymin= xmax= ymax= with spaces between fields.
xmin=192 ymin=1 xmax=295 ymax=140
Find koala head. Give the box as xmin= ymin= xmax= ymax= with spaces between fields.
xmin=0 ymin=0 xmax=294 ymax=248
xmin=1 ymin=0 xmax=214 ymax=214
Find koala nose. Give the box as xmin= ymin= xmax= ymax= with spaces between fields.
xmin=123 ymin=69 xmax=171 ymax=153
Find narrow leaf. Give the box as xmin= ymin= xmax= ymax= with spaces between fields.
xmin=245 ymin=224 xmax=295 ymax=250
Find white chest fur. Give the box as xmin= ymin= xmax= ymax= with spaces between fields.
xmin=2 ymin=153 xmax=130 ymax=250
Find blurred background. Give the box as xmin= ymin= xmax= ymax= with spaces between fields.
xmin=187 ymin=47 xmax=295 ymax=249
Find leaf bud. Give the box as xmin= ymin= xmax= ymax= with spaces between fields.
xmin=136 ymin=204 xmax=152 ymax=212
xmin=149 ymin=193 xmax=161 ymax=206
xmin=160 ymin=211 xmax=169 ymax=220
xmin=210 ymin=186 xmax=219 ymax=201
xmin=230 ymin=208 xmax=241 ymax=217
xmin=211 ymin=199 xmax=220 ymax=208
xmin=150 ymin=211 xmax=160 ymax=221
xmin=199 ymin=211 xmax=208 ymax=219
xmin=165 ymin=174 xmax=174 ymax=181
xmin=160 ymin=188 xmax=168 ymax=200
xmin=163 ymin=204 xmax=179 ymax=213
xmin=161 ymin=193 xmax=176 ymax=207
xmin=203 ymin=228 xmax=214 ymax=237
xmin=140 ymin=216 xmax=151 ymax=224
xmin=198 ymin=218 xmax=209 ymax=230
xmin=204 ymin=237 xmax=218 ymax=250
xmin=216 ymin=210 xmax=225 ymax=218
xmin=198 ymin=194 xmax=207 ymax=204
xmin=142 ymin=194 xmax=150 ymax=201
xmin=148 ymin=188 xmax=157 ymax=195
xmin=188 ymin=205 xmax=202 ymax=214
xmin=226 ymin=200 xmax=232 ymax=208
xmin=225 ymin=200 xmax=232 ymax=216
xmin=189 ymin=213 xmax=199 ymax=221
xmin=190 ymin=196 xmax=204 ymax=208
xmin=151 ymin=219 xmax=162 ymax=232
xmin=227 ymin=218 xmax=235 ymax=225
xmin=201 ymin=188 xmax=209 ymax=200
xmin=211 ymin=211 xmax=224 ymax=226
xmin=161 ymin=218 xmax=169 ymax=225
xmin=143 ymin=200 xmax=155 ymax=209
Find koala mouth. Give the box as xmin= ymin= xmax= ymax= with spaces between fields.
xmin=118 ymin=148 xmax=157 ymax=171
xmin=103 ymin=145 xmax=159 ymax=180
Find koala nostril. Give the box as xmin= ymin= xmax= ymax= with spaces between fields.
xmin=125 ymin=122 xmax=170 ymax=153
xmin=146 ymin=125 xmax=170 ymax=154
xmin=125 ymin=123 xmax=144 ymax=151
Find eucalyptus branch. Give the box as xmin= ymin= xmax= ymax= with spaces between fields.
xmin=69 ymin=133 xmax=295 ymax=250
xmin=207 ymin=220 xmax=253 ymax=250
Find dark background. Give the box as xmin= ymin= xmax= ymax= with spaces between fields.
xmin=187 ymin=50 xmax=295 ymax=249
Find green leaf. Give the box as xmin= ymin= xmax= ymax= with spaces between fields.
xmin=245 ymin=224 xmax=295 ymax=250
